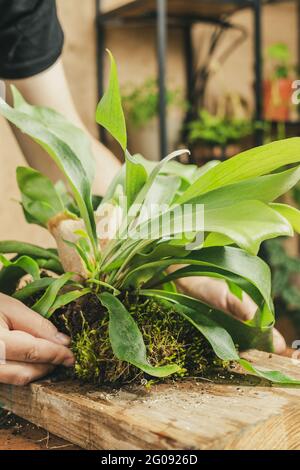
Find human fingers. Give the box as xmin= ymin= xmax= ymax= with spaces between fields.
xmin=0 ymin=329 xmax=74 ymax=366
xmin=0 ymin=361 xmax=55 ymax=386
xmin=0 ymin=293 xmax=70 ymax=345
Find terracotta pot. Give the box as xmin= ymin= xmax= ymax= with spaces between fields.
xmin=127 ymin=109 xmax=183 ymax=161
xmin=264 ymin=78 xmax=293 ymax=121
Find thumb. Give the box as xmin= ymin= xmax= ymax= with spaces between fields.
xmin=0 ymin=293 xmax=70 ymax=346
xmin=225 ymin=290 xmax=258 ymax=321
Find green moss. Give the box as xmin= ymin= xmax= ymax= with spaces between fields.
xmin=72 ymin=316 xmax=101 ymax=382
xmin=55 ymin=294 xmax=226 ymax=385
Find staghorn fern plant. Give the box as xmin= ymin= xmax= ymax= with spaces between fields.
xmin=1 ymin=51 xmax=300 ymax=384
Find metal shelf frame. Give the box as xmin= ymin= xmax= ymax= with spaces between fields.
xmin=96 ymin=0 xmax=299 ymax=157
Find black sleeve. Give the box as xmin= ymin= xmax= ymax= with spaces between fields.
xmin=0 ymin=0 xmax=64 ymax=79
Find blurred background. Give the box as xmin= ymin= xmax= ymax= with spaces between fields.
xmin=0 ymin=0 xmax=299 ymax=342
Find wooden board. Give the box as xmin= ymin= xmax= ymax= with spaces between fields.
xmin=1 ymin=350 xmax=300 ymax=450
xmin=0 ymin=409 xmax=79 ymax=450
xmin=0 ymin=427 xmax=78 ymax=451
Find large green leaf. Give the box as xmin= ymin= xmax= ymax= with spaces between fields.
xmin=132 ymin=199 xmax=292 ymax=255
xmin=48 ymin=288 xmax=91 ymax=318
xmin=63 ymin=238 xmax=94 ymax=274
xmin=102 ymin=239 xmax=190 ymax=274
xmin=12 ymin=87 xmax=95 ymax=184
xmin=271 ymin=203 xmax=300 ymax=233
xmin=124 ymin=154 xmax=200 ymax=189
xmin=136 ymin=175 xmax=181 ymax=225
xmin=96 ymin=50 xmax=127 ymax=151
xmin=17 ymin=167 xmax=64 ymax=227
xmin=190 ymin=166 xmax=300 ymax=209
xmin=0 ymin=94 xmax=98 ymax=256
xmin=125 ymin=151 xmax=148 ymax=209
xmin=124 ymin=152 xmax=183 ymax=216
xmin=116 ymin=149 xmax=191 ymax=239
xmin=131 ymin=149 xmax=190 ymax=211
xmin=124 ymin=246 xmax=274 ymax=326
xmin=193 ymin=160 xmax=220 ymax=179
xmin=0 ymin=254 xmax=40 ymax=281
xmin=98 ymin=292 xmax=180 ymax=378
xmin=203 ymin=232 xmax=233 ymax=248
xmin=171 ymin=302 xmax=239 ymax=361
xmin=102 ymin=151 xmax=190 ymax=267
xmin=143 ymin=174 xmax=181 ymax=207
xmin=163 ymin=160 xmax=199 ymax=184
xmin=239 ymin=359 xmax=300 ymax=385
xmin=34 ymin=258 xmax=64 ymax=274
xmin=0 ymin=241 xmax=59 ymax=261
xmin=177 ymin=138 xmax=300 ymax=204
xmin=103 ymin=154 xmax=191 ymax=275
xmin=184 ymin=246 xmax=272 ymax=313
xmin=32 ymin=273 xmax=74 ymax=317
xmin=0 ymin=266 xmax=25 ymax=296
xmin=147 ymin=265 xmax=262 ymax=308
xmin=132 ymin=240 xmax=191 ymax=266
xmin=101 ymin=165 xmax=126 ymax=205
xmin=130 ymin=197 xmax=202 ymax=241
xmin=13 ymin=278 xmax=55 ymax=301
xmin=203 ymin=200 xmax=293 ymax=254
xmin=0 ymin=254 xmax=40 ymax=295
xmin=55 ymin=180 xmax=80 ymax=216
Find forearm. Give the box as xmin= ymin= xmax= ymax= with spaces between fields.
xmin=5 ymin=59 xmax=121 ymax=195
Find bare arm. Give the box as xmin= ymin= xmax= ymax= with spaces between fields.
xmin=173 ymin=273 xmax=286 ymax=354
xmin=5 ymin=58 xmax=121 ymax=195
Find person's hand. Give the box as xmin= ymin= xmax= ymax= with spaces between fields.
xmin=173 ymin=274 xmax=286 ymax=354
xmin=0 ymin=293 xmax=74 ymax=386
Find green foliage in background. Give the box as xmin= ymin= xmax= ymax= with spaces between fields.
xmin=266 ymin=42 xmax=292 ymax=79
xmin=265 ymin=238 xmax=300 ymax=311
xmin=122 ymin=78 xmax=183 ymax=129
xmin=187 ymin=110 xmax=254 ymax=147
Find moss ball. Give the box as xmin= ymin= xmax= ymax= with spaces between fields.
xmin=53 ymin=293 xmax=226 ymax=385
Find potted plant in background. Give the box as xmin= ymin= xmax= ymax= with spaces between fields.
xmin=122 ymin=79 xmax=185 ymax=161
xmin=264 ymin=42 xmax=294 ymax=122
xmin=187 ymin=92 xmax=254 ymax=162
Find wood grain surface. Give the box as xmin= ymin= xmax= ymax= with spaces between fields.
xmin=1 ymin=350 xmax=300 ymax=450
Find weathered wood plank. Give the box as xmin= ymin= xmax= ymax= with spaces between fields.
xmin=1 ymin=350 xmax=300 ymax=450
